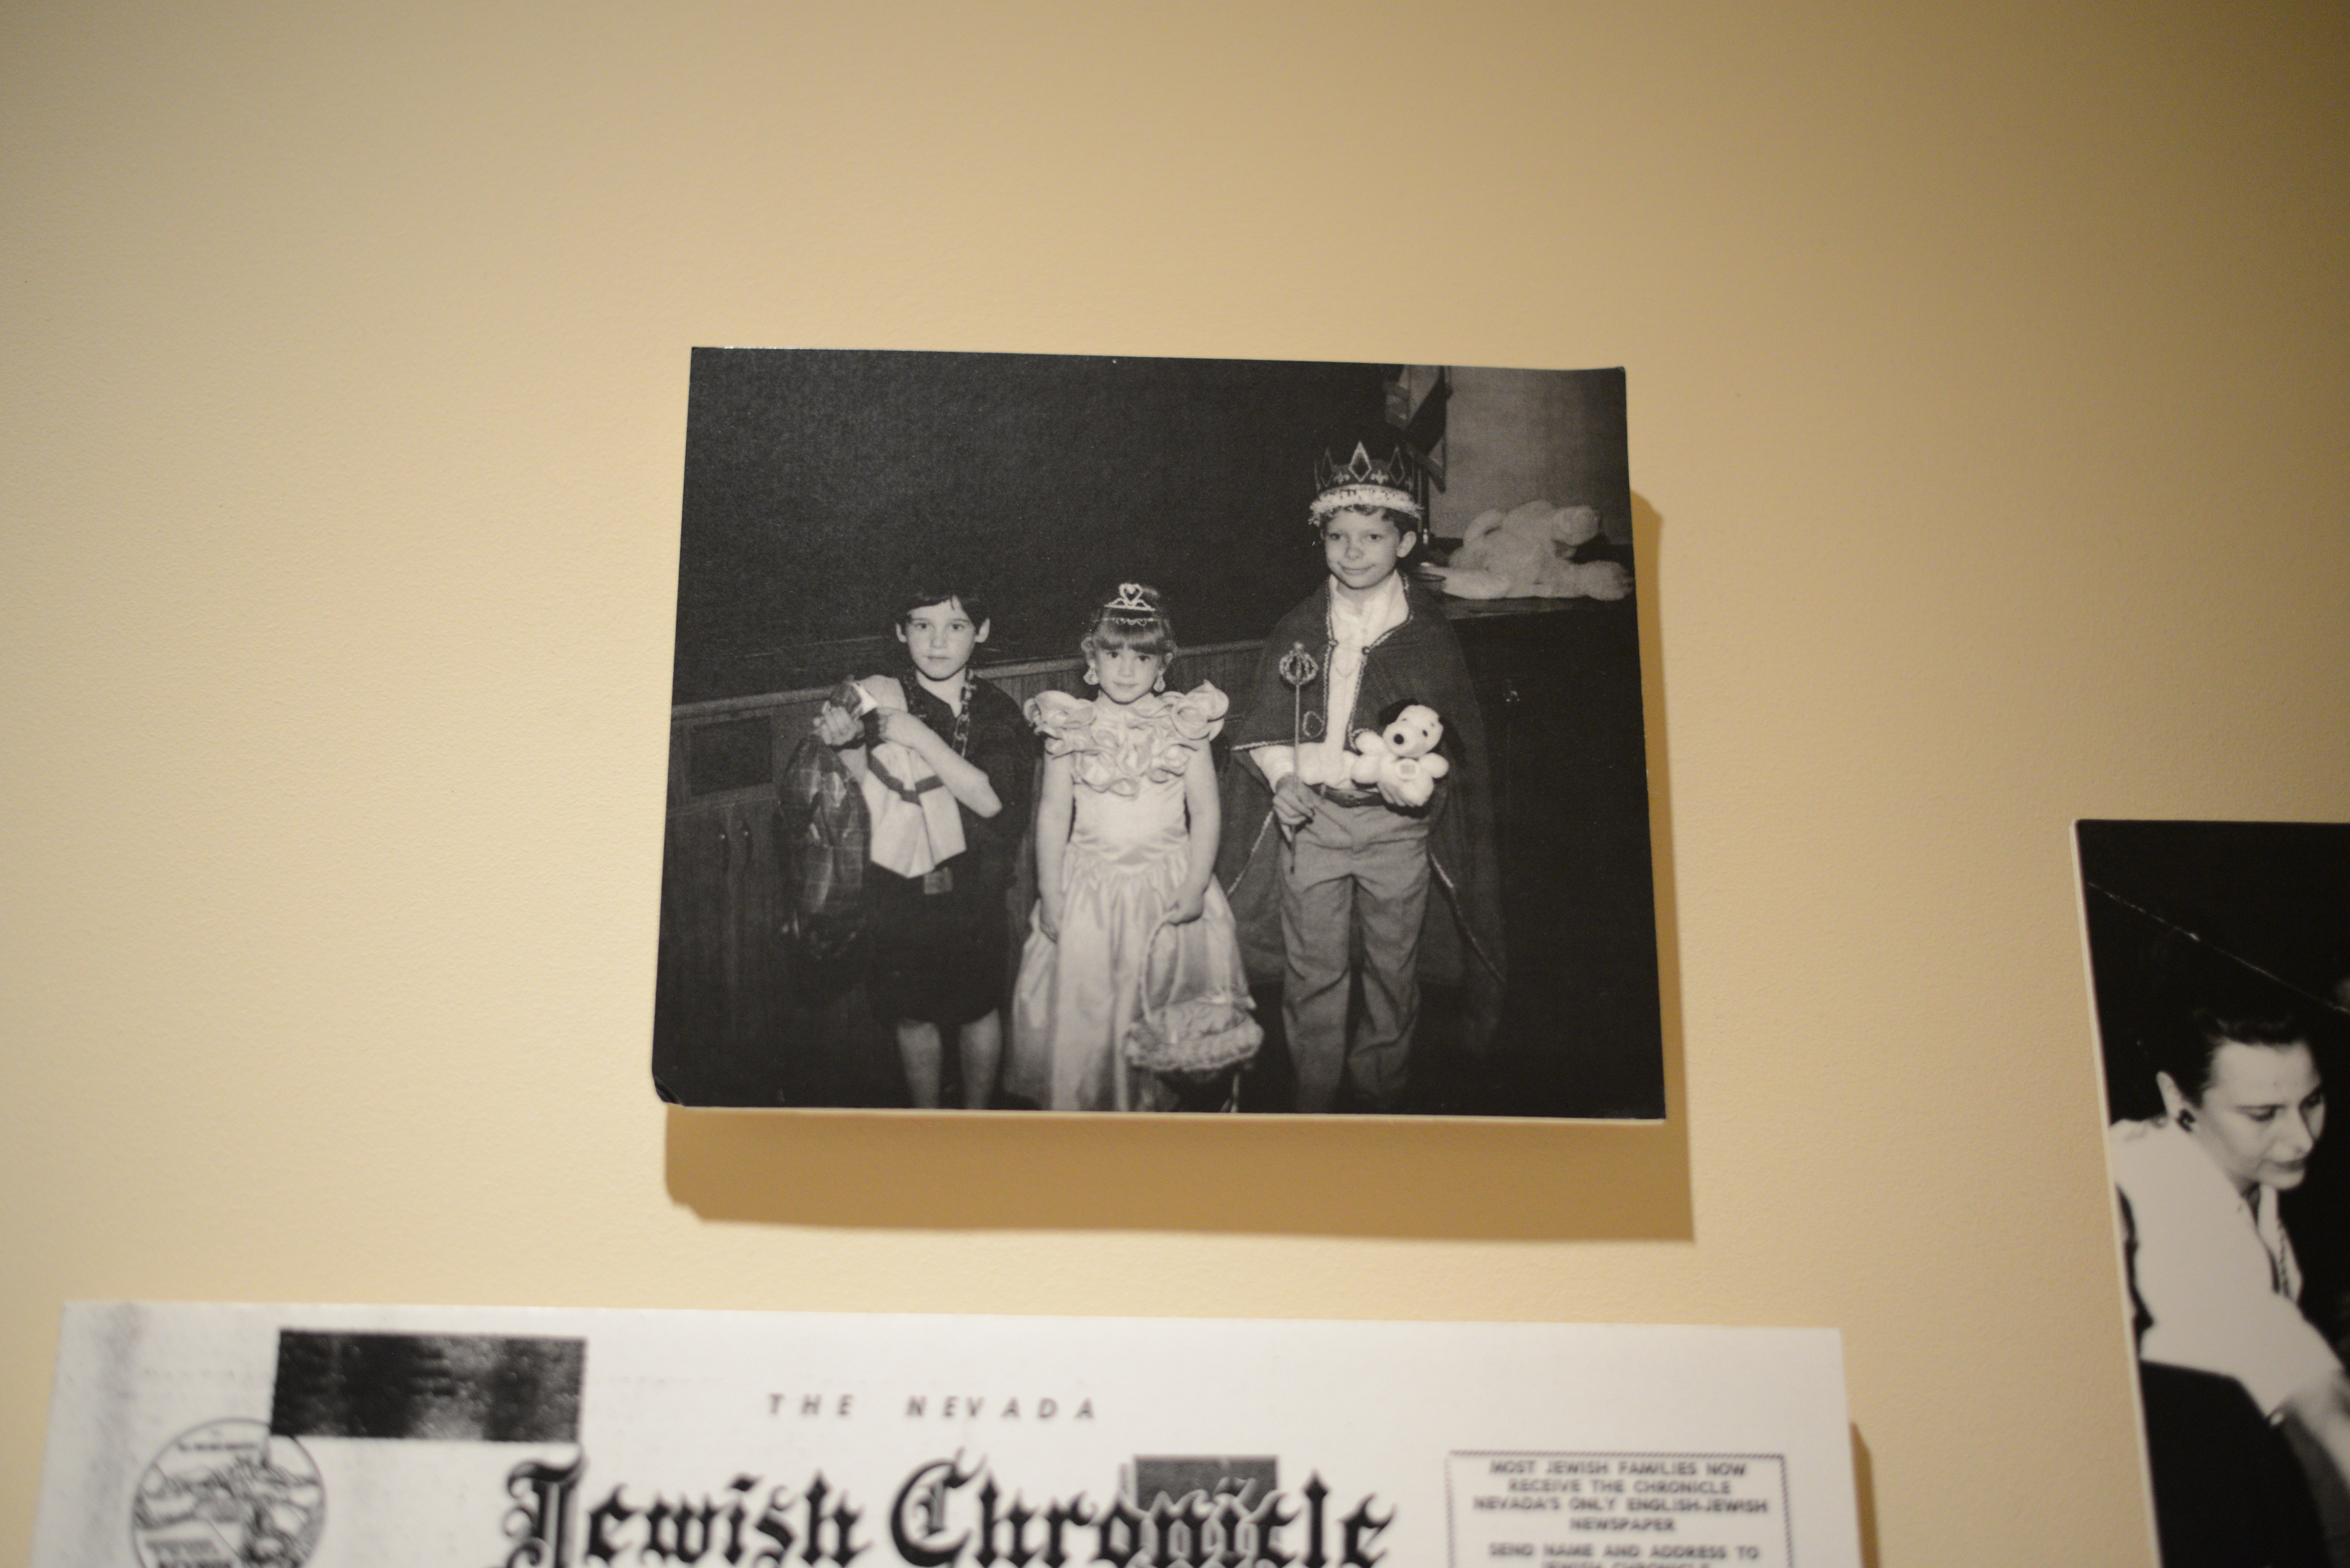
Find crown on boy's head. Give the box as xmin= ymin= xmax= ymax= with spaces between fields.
xmin=1308 ymin=442 xmax=1423 ymax=525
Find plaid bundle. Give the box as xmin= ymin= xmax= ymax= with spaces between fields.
xmin=778 ymin=734 xmax=868 ymax=954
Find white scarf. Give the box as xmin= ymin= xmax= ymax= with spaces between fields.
xmin=1297 ymin=573 xmax=1408 ymax=786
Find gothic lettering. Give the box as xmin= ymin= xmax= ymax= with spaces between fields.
xmin=893 ymin=1456 xmax=980 ymax=1567
xmin=584 ymin=1486 xmax=636 ymax=1564
xmin=1338 ymin=1497 xmax=1391 ymax=1567
xmin=501 ymin=1455 xmax=584 ymax=1568
xmin=493 ymin=1454 xmax=1382 ymax=1568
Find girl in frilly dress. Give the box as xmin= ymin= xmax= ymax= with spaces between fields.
xmin=1008 ymin=584 xmax=1262 ymax=1112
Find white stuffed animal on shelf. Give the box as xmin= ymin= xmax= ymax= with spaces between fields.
xmin=1347 ymin=703 xmax=1452 ymax=809
xmin=1420 ymin=498 xmax=1632 ymax=601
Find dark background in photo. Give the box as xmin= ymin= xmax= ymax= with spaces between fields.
xmin=676 ymin=351 xmax=1384 ymax=702
xmin=672 ymin=351 xmax=1632 ymax=702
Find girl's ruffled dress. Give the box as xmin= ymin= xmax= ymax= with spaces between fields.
xmin=1008 ymin=682 xmax=1262 ymax=1112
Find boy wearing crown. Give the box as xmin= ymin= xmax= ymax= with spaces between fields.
xmin=1218 ymin=446 xmax=1506 ymax=1113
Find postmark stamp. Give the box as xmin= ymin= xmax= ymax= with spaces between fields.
xmin=131 ymin=1417 xmax=324 ymax=1568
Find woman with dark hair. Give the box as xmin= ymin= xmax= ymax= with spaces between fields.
xmin=2112 ymin=995 xmax=2350 ymax=1565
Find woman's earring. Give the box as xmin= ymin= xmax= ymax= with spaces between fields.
xmin=1153 ymin=672 xmax=1166 ymax=692
xmin=1083 ymin=668 xmax=1098 ymax=686
xmin=2176 ymin=1110 xmax=2194 ymax=1129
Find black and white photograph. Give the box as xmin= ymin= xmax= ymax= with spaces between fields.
xmin=654 ymin=349 xmax=1663 ymax=1118
xmin=2077 ymin=820 xmax=2350 ymax=1566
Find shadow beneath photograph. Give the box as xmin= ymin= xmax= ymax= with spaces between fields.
xmin=665 ymin=1103 xmax=1689 ymax=1240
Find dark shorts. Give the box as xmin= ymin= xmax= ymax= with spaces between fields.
xmin=866 ymin=862 xmax=1008 ymax=1028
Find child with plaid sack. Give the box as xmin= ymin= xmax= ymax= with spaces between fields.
xmin=813 ymin=585 xmax=1031 ymax=1108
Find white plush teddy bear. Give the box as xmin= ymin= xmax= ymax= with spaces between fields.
xmin=1420 ymin=498 xmax=1632 ymax=601
xmin=1347 ymin=703 xmax=1452 ymax=809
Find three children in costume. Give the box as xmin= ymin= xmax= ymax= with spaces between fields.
xmin=812 ymin=444 xmax=1503 ymax=1112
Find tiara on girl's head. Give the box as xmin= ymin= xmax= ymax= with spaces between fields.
xmin=1308 ymin=442 xmax=1423 ymax=524
xmin=1105 ymin=582 xmax=1156 ymax=613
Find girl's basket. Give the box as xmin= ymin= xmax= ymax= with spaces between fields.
xmin=1120 ymin=921 xmax=1263 ymax=1087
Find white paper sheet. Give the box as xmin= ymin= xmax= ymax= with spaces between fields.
xmin=34 ymin=1304 xmax=1860 ymax=1568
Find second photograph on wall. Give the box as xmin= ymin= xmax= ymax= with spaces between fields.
xmin=654 ymin=349 xmax=1664 ymax=1119
xmin=2076 ymin=819 xmax=2350 ymax=1567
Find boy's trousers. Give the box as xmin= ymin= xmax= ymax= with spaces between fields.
xmin=1281 ymin=797 xmax=1431 ymax=1112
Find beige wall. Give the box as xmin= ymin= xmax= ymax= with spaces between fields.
xmin=5 ymin=3 xmax=2346 ymax=1562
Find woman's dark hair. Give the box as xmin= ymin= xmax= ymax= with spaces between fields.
xmin=2148 ymin=992 xmax=2313 ymax=1101
xmin=1082 ymin=584 xmax=1175 ymax=661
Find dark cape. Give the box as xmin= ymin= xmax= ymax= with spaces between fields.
xmin=1214 ymin=578 xmax=1506 ymax=1051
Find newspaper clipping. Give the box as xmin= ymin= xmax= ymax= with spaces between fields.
xmin=34 ymin=1306 xmax=1859 ymax=1568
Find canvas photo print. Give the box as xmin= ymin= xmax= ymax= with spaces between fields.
xmin=655 ymin=349 xmax=1664 ymax=1118
xmin=2076 ymin=820 xmax=2350 ymax=1564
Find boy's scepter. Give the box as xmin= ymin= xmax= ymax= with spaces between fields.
xmin=1275 ymin=641 xmax=1321 ymax=841
xmin=1278 ymin=641 xmax=1320 ymax=756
